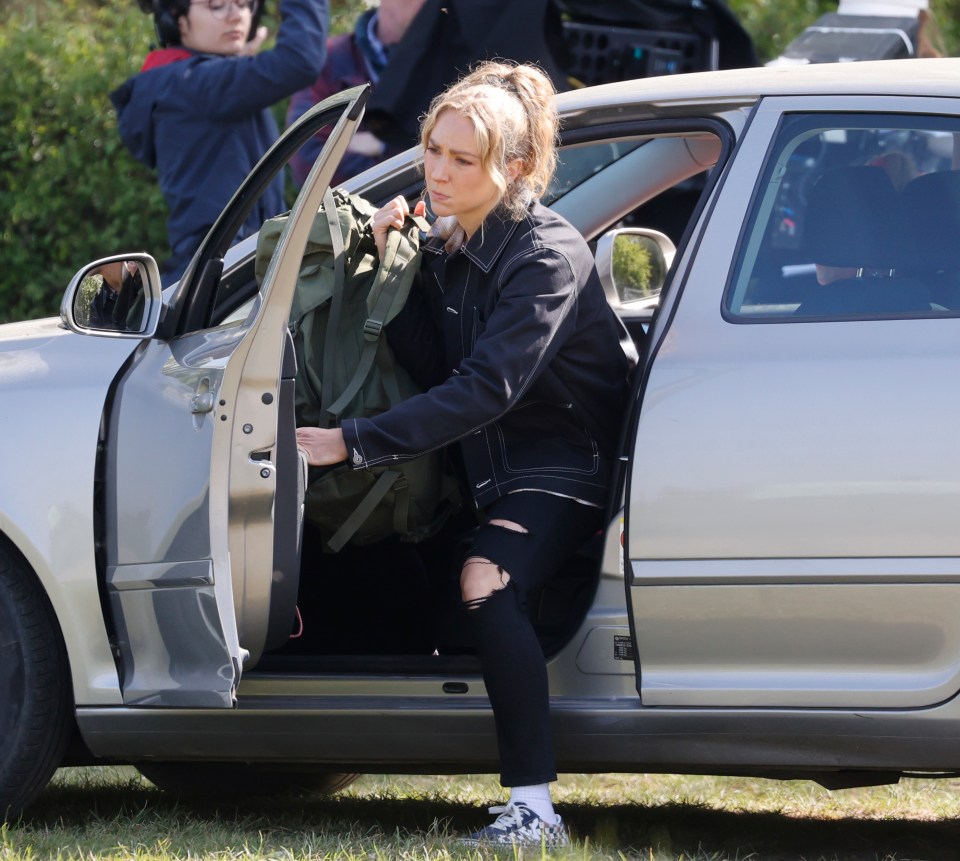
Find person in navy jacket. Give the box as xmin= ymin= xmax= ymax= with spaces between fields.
xmin=111 ymin=0 xmax=328 ymax=285
xmin=297 ymin=61 xmax=630 ymax=848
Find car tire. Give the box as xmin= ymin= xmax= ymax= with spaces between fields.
xmin=0 ymin=544 xmax=72 ymax=822
xmin=136 ymin=763 xmax=359 ymax=799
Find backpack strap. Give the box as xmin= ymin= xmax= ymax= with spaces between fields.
xmin=319 ymin=187 xmax=347 ymax=426
xmin=325 ymin=468 xmax=406 ymax=552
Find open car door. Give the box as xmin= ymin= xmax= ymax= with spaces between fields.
xmin=101 ymin=87 xmax=369 ymax=707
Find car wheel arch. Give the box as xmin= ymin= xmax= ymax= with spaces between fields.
xmin=0 ymin=535 xmax=76 ymax=821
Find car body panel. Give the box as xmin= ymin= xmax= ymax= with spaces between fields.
xmin=105 ymin=324 xmax=248 ymax=707
xmin=73 ymin=691 xmax=960 ymax=774
xmin=553 ymin=57 xmax=960 ymax=117
xmin=0 ymin=318 xmax=135 ymax=705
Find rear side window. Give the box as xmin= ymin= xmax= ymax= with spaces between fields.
xmin=726 ymin=114 xmax=960 ymax=321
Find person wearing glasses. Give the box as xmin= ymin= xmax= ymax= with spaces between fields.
xmin=111 ymin=0 xmax=328 ymax=286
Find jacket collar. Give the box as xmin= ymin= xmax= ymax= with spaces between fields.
xmin=140 ymin=48 xmax=194 ymax=73
xmin=423 ymin=207 xmax=526 ymax=273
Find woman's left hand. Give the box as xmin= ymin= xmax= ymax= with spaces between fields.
xmin=372 ymin=197 xmax=427 ymax=260
xmin=239 ymin=26 xmax=269 ymax=56
xmin=296 ymin=427 xmax=348 ymax=466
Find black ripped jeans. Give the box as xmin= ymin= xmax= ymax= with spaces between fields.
xmin=464 ymin=491 xmax=603 ymax=787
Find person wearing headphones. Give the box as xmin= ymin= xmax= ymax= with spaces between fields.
xmin=111 ymin=0 xmax=328 ymax=286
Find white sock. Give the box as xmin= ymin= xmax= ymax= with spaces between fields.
xmin=509 ymin=783 xmax=558 ymax=824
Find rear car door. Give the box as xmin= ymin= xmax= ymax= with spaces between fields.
xmin=627 ymin=95 xmax=960 ymax=709
xmin=102 ymin=88 xmax=369 ymax=707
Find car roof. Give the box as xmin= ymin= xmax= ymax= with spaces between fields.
xmin=556 ymin=57 xmax=960 ymax=119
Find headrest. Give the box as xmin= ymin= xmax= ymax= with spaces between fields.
xmin=900 ymin=170 xmax=960 ymax=272
xmin=802 ymin=166 xmax=904 ymax=269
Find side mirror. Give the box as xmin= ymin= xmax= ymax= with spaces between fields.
xmin=60 ymin=254 xmax=163 ymax=337
xmin=595 ymin=228 xmax=676 ymax=308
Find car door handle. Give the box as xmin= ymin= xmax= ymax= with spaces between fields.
xmin=191 ymin=376 xmax=216 ymax=415
xmin=191 ymin=392 xmax=216 ymax=414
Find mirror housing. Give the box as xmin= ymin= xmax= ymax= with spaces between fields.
xmin=60 ymin=253 xmax=163 ymax=337
xmin=595 ymin=227 xmax=676 ymax=308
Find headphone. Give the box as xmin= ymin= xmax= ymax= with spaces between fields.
xmin=150 ymin=0 xmax=182 ymax=48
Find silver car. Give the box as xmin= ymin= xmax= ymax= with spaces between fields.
xmin=5 ymin=58 xmax=960 ymax=819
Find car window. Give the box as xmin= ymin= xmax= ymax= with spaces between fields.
xmin=545 ymin=140 xmax=643 ymax=204
xmin=726 ymin=113 xmax=960 ymax=322
xmin=551 ymin=131 xmax=722 ymax=244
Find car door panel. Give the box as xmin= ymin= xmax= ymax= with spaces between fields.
xmin=627 ymin=96 xmax=960 ymax=709
xmin=106 ymin=330 xmax=246 ymax=706
xmin=103 ymin=88 xmax=369 ymax=707
xmin=634 ymin=576 xmax=960 ymax=708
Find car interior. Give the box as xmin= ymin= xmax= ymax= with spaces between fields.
xmin=206 ymin=127 xmax=726 ymax=674
xmin=727 ymin=117 xmax=960 ymax=322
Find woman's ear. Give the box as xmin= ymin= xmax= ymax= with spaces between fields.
xmin=178 ymin=12 xmax=190 ymax=39
xmin=506 ymin=158 xmax=525 ymax=184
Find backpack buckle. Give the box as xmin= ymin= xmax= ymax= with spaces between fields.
xmin=363 ymin=318 xmax=384 ymax=341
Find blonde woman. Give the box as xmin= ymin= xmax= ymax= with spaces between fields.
xmin=297 ymin=61 xmax=630 ymax=847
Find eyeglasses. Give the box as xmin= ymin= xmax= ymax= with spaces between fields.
xmin=191 ymin=0 xmax=258 ymax=18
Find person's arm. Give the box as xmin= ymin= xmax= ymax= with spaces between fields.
xmin=181 ymin=0 xmax=330 ymax=120
xmin=341 ymin=245 xmax=582 ymax=466
xmin=372 ymin=197 xmax=446 ymax=389
xmin=285 ymin=34 xmax=382 ymax=188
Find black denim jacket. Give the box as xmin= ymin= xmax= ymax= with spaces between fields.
xmin=340 ymin=202 xmax=630 ymax=509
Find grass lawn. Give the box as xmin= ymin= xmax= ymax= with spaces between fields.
xmin=5 ymin=768 xmax=960 ymax=860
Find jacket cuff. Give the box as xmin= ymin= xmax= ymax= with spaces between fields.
xmin=340 ymin=418 xmax=366 ymax=469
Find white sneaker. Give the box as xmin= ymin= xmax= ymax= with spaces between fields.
xmin=458 ymin=801 xmax=570 ymax=847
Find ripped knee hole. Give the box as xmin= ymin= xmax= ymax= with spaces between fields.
xmin=461 ymin=556 xmax=511 ymax=609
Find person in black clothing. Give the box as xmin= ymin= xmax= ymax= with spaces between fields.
xmin=296 ymin=61 xmax=630 ymax=848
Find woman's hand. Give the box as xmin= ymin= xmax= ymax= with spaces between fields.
xmin=296 ymin=426 xmax=348 ymax=466
xmin=372 ymin=197 xmax=427 ymax=260
xmin=239 ymin=26 xmax=269 ymax=56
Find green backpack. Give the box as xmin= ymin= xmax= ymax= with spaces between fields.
xmin=255 ymin=188 xmax=459 ymax=552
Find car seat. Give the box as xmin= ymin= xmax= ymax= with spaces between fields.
xmin=797 ymin=165 xmax=933 ymax=318
xmin=900 ymin=169 xmax=960 ymax=310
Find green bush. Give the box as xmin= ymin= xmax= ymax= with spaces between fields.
xmin=727 ymin=0 xmax=834 ymax=61
xmin=0 ymin=0 xmax=168 ymax=323
xmin=612 ymin=235 xmax=664 ymax=301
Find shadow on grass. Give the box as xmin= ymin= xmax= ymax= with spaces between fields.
xmin=16 ymin=777 xmax=960 ymax=860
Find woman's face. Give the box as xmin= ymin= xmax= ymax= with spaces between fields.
xmin=178 ymin=0 xmax=251 ymax=55
xmin=423 ymin=110 xmax=520 ymax=238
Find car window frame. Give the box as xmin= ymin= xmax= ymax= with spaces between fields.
xmin=723 ymin=107 xmax=960 ymax=325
